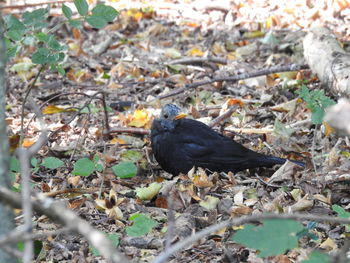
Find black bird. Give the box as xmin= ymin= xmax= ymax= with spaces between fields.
xmin=151 ymin=104 xmax=305 ymax=176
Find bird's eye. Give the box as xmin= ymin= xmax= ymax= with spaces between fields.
xmin=164 ymin=114 xmax=168 ymax=119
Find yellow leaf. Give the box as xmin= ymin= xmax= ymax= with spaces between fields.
xmin=42 ymin=105 xmax=76 ymax=115
xmin=110 ymin=137 xmax=126 ymax=144
xmin=186 ymin=47 xmax=204 ymax=57
xmin=323 ymin=121 xmax=335 ymax=136
xmin=22 ymin=139 xmax=35 ymax=148
xmin=128 ymin=109 xmax=150 ymax=128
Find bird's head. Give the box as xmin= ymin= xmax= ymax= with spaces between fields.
xmin=160 ymin=104 xmax=187 ymax=120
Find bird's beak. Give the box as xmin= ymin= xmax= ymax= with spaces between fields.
xmin=174 ymin=113 xmax=187 ymax=120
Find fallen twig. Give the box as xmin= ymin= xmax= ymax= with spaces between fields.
xmin=158 ymin=64 xmax=309 ymax=99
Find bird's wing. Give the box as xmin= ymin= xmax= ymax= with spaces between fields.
xmin=174 ymin=119 xmax=258 ymax=165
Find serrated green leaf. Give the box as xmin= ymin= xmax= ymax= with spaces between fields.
xmin=7 ymin=29 xmax=23 ymax=41
xmin=23 ymin=8 xmax=49 ymax=26
xmin=5 ymin=15 xmax=26 ymax=30
xmin=47 ymin=36 xmax=63 ymax=51
xmin=73 ymin=158 xmax=95 ymax=176
xmin=232 ymin=219 xmax=304 ymax=257
xmin=91 ymin=5 xmax=118 ymax=22
xmin=112 ymin=162 xmax=137 ymax=178
xmin=32 ymin=48 xmax=56 ymax=64
xmin=62 ymin=4 xmax=73 ymax=19
xmin=86 ymin=15 xmax=107 ymax=29
xmin=126 ymin=214 xmax=157 ymax=237
xmin=41 ymin=157 xmax=64 ymax=169
xmin=74 ymin=0 xmax=89 ymax=16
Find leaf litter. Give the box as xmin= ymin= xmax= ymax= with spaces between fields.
xmin=5 ymin=0 xmax=350 ymax=262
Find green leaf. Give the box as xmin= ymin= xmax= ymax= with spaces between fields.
xmin=7 ymin=29 xmax=23 ymax=41
xmin=6 ymin=45 xmax=21 ymax=59
xmin=62 ymin=4 xmax=73 ymax=19
xmin=68 ymin=19 xmax=82 ymax=28
xmin=74 ymin=0 xmax=89 ymax=16
xmin=232 ymin=219 xmax=304 ymax=257
xmin=56 ymin=64 xmax=66 ymax=75
xmin=10 ymin=156 xmax=20 ymax=172
xmin=41 ymin=157 xmax=64 ymax=169
xmin=23 ymin=8 xmax=49 ymax=26
xmin=32 ymin=48 xmax=57 ymax=64
xmin=125 ymin=214 xmax=157 ymax=237
xmin=112 ymin=162 xmax=137 ymax=178
xmin=301 ymin=250 xmax=331 ymax=263
xmin=332 ymin=204 xmax=350 ymax=231
xmin=86 ymin=15 xmax=107 ymax=29
xmin=296 ymin=85 xmax=336 ymax=125
xmin=73 ymin=158 xmax=95 ymax=176
xmin=47 ymin=36 xmax=64 ymax=51
xmin=5 ymin=15 xmax=26 ymax=31
xmin=35 ymin=32 xmax=50 ymax=42
xmin=91 ymin=5 xmax=118 ymax=22
xmin=31 ymin=157 xmax=38 ymax=167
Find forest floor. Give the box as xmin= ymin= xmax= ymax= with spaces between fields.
xmin=4 ymin=0 xmax=350 ymax=262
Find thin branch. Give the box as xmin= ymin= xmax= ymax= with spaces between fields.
xmin=109 ymin=127 xmax=150 ymax=135
xmin=166 ymin=57 xmax=227 ymax=65
xmin=0 ymin=186 xmax=129 ymax=263
xmin=0 ymin=0 xmax=70 ymax=9
xmin=158 ymin=64 xmax=309 ymax=99
xmin=20 ymin=65 xmax=45 ymax=146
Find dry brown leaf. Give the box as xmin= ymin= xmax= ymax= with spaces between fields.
xmin=68 ymin=176 xmax=81 ymax=186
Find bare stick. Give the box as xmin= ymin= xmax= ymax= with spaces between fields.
xmin=166 ymin=57 xmax=227 ymax=65
xmin=109 ymin=127 xmax=150 ymax=135
xmin=20 ymin=65 xmax=45 ymax=146
xmin=0 ymin=186 xmax=130 ymax=263
xmin=158 ymin=64 xmax=309 ymax=99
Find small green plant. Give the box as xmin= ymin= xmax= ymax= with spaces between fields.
xmin=125 ymin=214 xmax=157 ymax=237
xmin=72 ymin=154 xmax=104 ymax=177
xmin=112 ymin=161 xmax=138 ymax=178
xmin=296 ymin=85 xmax=336 ymax=124
xmin=4 ymin=0 xmax=118 ymax=74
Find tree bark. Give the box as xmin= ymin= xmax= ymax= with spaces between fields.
xmin=303 ymin=27 xmax=350 ymax=97
xmin=0 ymin=17 xmax=16 ymax=263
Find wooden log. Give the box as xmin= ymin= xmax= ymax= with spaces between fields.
xmin=303 ymin=27 xmax=350 ymax=97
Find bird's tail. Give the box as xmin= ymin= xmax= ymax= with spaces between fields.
xmin=262 ymin=156 xmax=305 ymax=168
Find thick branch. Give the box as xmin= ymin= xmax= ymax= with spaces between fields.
xmin=0 ymin=186 xmax=129 ymax=263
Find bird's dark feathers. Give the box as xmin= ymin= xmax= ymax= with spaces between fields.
xmin=151 ymin=104 xmax=305 ymax=176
